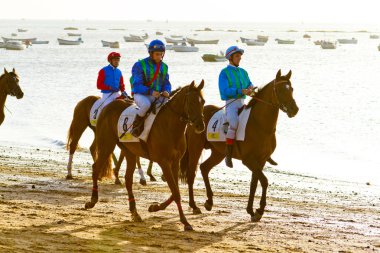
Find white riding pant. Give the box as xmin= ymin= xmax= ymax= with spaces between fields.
xmin=225 ymin=98 xmax=244 ymax=140
xmin=134 ymin=94 xmax=167 ymax=117
xmin=100 ymin=92 xmax=119 ymax=107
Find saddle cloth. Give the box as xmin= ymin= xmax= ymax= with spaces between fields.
xmin=89 ymin=98 xmax=106 ymax=127
xmin=117 ymin=103 xmax=164 ymax=142
xmin=206 ymin=107 xmax=251 ymax=142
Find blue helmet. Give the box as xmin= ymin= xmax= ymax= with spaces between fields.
xmin=148 ymin=39 xmax=166 ymax=53
xmin=225 ymin=46 xmax=244 ymax=60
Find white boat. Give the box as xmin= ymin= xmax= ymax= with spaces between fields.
xmin=67 ymin=33 xmax=82 ymax=37
xmin=165 ymin=37 xmax=186 ymax=44
xmin=240 ymin=37 xmax=254 ymax=43
xmin=109 ymin=42 xmax=120 ymax=48
xmin=2 ymin=37 xmax=37 ymax=43
xmin=64 ymin=27 xmax=78 ymax=30
xmin=101 ymin=40 xmax=113 ymax=47
xmin=32 ymin=40 xmax=49 ymax=44
xmin=370 ymin=35 xmax=379 ymax=39
xmin=246 ymin=39 xmax=266 ymax=46
xmin=275 ymin=39 xmax=295 ymax=44
xmin=172 ymin=42 xmax=199 ymax=52
xmin=86 ymin=28 xmax=97 ymax=30
xmin=17 ymin=29 xmax=28 ymax=32
xmin=57 ymin=38 xmax=83 ymax=45
xmin=5 ymin=41 xmax=26 ymax=50
xmin=124 ymin=36 xmax=145 ymax=42
xmin=130 ymin=33 xmax=148 ymax=40
xmin=337 ymin=38 xmax=358 ymax=44
xmin=257 ymin=35 xmax=269 ymax=42
xmin=186 ymin=38 xmax=219 ymax=44
xmin=314 ymin=40 xmax=323 ymax=46
xmin=144 ymin=44 xmax=173 ymax=50
xmin=170 ymin=35 xmax=182 ymax=38
xmin=321 ymin=41 xmax=336 ymax=49
xmin=11 ymin=33 xmax=17 ymax=37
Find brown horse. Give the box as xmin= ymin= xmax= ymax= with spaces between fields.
xmin=0 ymin=68 xmax=24 ymax=126
xmin=180 ymin=70 xmax=299 ymax=222
xmin=67 ymin=96 xmax=160 ymax=185
xmin=85 ymin=81 xmax=205 ymax=231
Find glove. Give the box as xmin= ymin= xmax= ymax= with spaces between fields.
xmin=116 ymin=91 xmax=129 ymax=100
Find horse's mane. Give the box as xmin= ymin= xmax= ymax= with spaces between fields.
xmin=246 ymin=80 xmax=274 ymax=108
xmin=170 ymin=86 xmax=182 ymax=96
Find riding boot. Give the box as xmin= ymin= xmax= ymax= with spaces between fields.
xmin=225 ymin=144 xmax=233 ymax=168
xmin=131 ymin=115 xmax=145 ymax=138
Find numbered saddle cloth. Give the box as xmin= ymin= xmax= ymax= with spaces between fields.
xmin=117 ymin=103 xmax=165 ymax=143
xmin=206 ymin=107 xmax=251 ymax=142
xmin=89 ymin=98 xmax=105 ymax=127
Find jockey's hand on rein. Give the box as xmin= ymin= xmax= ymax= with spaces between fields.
xmin=162 ymin=91 xmax=170 ymax=98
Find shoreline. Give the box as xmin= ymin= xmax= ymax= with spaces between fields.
xmin=0 ymin=145 xmax=379 ymax=252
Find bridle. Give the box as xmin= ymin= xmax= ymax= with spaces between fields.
xmin=2 ymin=74 xmax=20 ymax=96
xmin=167 ymin=88 xmax=204 ymax=125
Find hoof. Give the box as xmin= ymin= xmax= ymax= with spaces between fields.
xmin=66 ymin=174 xmax=73 ymax=180
xmin=132 ymin=213 xmax=143 ymax=222
xmin=193 ymin=207 xmax=202 ymax=215
xmin=149 ymin=176 xmax=157 ymax=182
xmin=148 ymin=204 xmax=160 ymax=212
xmin=204 ymin=200 xmax=213 ymax=211
xmin=184 ymin=224 xmax=194 ymax=231
xmin=139 ymin=179 xmax=147 ymax=186
xmin=115 ymin=179 xmax=122 ymax=185
xmin=251 ymin=212 xmax=263 ymax=222
xmin=161 ymin=175 xmax=166 ymax=182
xmin=84 ymin=202 xmax=95 ymax=209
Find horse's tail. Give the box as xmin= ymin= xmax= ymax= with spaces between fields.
xmin=94 ymin=139 xmax=113 ymax=180
xmin=66 ymin=119 xmax=75 ymax=151
xmin=179 ymin=141 xmax=190 ymax=184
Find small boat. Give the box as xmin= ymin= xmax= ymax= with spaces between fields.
xmin=314 ymin=40 xmax=323 ymax=46
xmin=101 ymin=40 xmax=112 ymax=47
xmin=186 ymin=38 xmax=219 ymax=44
xmin=86 ymin=28 xmax=97 ymax=30
xmin=257 ymin=35 xmax=269 ymax=42
xmin=5 ymin=41 xmax=26 ymax=50
xmin=370 ymin=35 xmax=379 ymax=39
xmin=109 ymin=28 xmax=126 ymax=31
xmin=124 ymin=36 xmax=145 ymax=42
xmin=170 ymin=35 xmax=182 ymax=38
xmin=275 ymin=39 xmax=295 ymax=44
xmin=32 ymin=40 xmax=49 ymax=44
xmin=11 ymin=33 xmax=17 ymax=37
xmin=144 ymin=44 xmax=173 ymax=50
xmin=240 ymin=37 xmax=255 ymax=43
xmin=2 ymin=37 xmax=37 ymax=43
xmin=303 ymin=34 xmax=311 ymax=39
xmin=321 ymin=41 xmax=336 ymax=49
xmin=130 ymin=33 xmax=149 ymax=40
xmin=57 ymin=38 xmax=83 ymax=45
xmin=201 ymin=52 xmax=226 ymax=62
xmin=0 ymin=42 xmax=5 ymax=48
xmin=109 ymin=42 xmax=120 ymax=48
xmin=67 ymin=33 xmax=82 ymax=37
xmin=246 ymin=39 xmax=265 ymax=46
xmin=337 ymin=38 xmax=358 ymax=44
xmin=17 ymin=29 xmax=28 ymax=32
xmin=64 ymin=27 xmax=79 ymax=30
xmin=156 ymin=31 xmax=163 ymax=35
xmin=172 ymin=42 xmax=199 ymax=52
xmin=165 ymin=37 xmax=186 ymax=44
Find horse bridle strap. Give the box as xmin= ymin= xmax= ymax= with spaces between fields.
xmin=250 ymin=80 xmax=289 ymax=110
xmin=167 ymin=90 xmax=199 ymax=125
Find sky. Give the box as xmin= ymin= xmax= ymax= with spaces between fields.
xmin=0 ymin=0 xmax=379 ymax=24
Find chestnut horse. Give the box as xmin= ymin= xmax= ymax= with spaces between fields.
xmin=0 ymin=68 xmax=24 ymax=126
xmin=66 ymin=96 xmax=154 ymax=185
xmin=180 ymin=70 xmax=299 ymax=222
xmin=85 ymin=81 xmax=205 ymax=231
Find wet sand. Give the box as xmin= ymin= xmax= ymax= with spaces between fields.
xmin=0 ymin=145 xmax=379 ymax=253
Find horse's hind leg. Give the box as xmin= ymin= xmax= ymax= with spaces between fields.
xmin=66 ymin=118 xmax=89 ymax=180
xmin=253 ymin=170 xmax=268 ymax=222
xmin=136 ymin=157 xmax=147 ymax=186
xmin=200 ymin=149 xmax=224 ymax=212
xmin=146 ymin=161 xmax=156 ymax=181
xmin=123 ymin=151 xmax=142 ymax=222
xmin=113 ymin=152 xmax=124 ymax=185
xmin=187 ymin=143 xmax=205 ymax=215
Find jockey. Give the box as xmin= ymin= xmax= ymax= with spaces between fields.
xmin=219 ymin=46 xmax=256 ymax=168
xmin=97 ymin=52 xmax=128 ymax=106
xmin=130 ymin=39 xmax=171 ymax=137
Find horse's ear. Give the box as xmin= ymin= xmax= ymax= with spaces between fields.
xmin=12 ymin=68 xmax=16 ymax=73
xmin=276 ymin=69 xmax=281 ymax=80
xmin=4 ymin=68 xmax=8 ymax=74
xmin=285 ymin=70 xmax=292 ymax=80
xmin=190 ymin=80 xmax=195 ymax=88
xmin=197 ymin=79 xmax=204 ymax=90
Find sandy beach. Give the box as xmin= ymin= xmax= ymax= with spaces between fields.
xmin=0 ymin=145 xmax=379 ymax=253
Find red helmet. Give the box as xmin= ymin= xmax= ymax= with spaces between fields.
xmin=107 ymin=52 xmax=121 ymax=62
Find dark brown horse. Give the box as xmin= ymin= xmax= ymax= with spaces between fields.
xmin=180 ymin=70 xmax=299 ymax=222
xmin=85 ymin=81 xmax=205 ymax=231
xmin=0 ymin=68 xmax=24 ymax=126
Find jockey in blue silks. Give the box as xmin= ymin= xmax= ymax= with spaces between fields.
xmin=130 ymin=39 xmax=171 ymax=137
xmin=219 ymin=46 xmax=257 ymax=168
